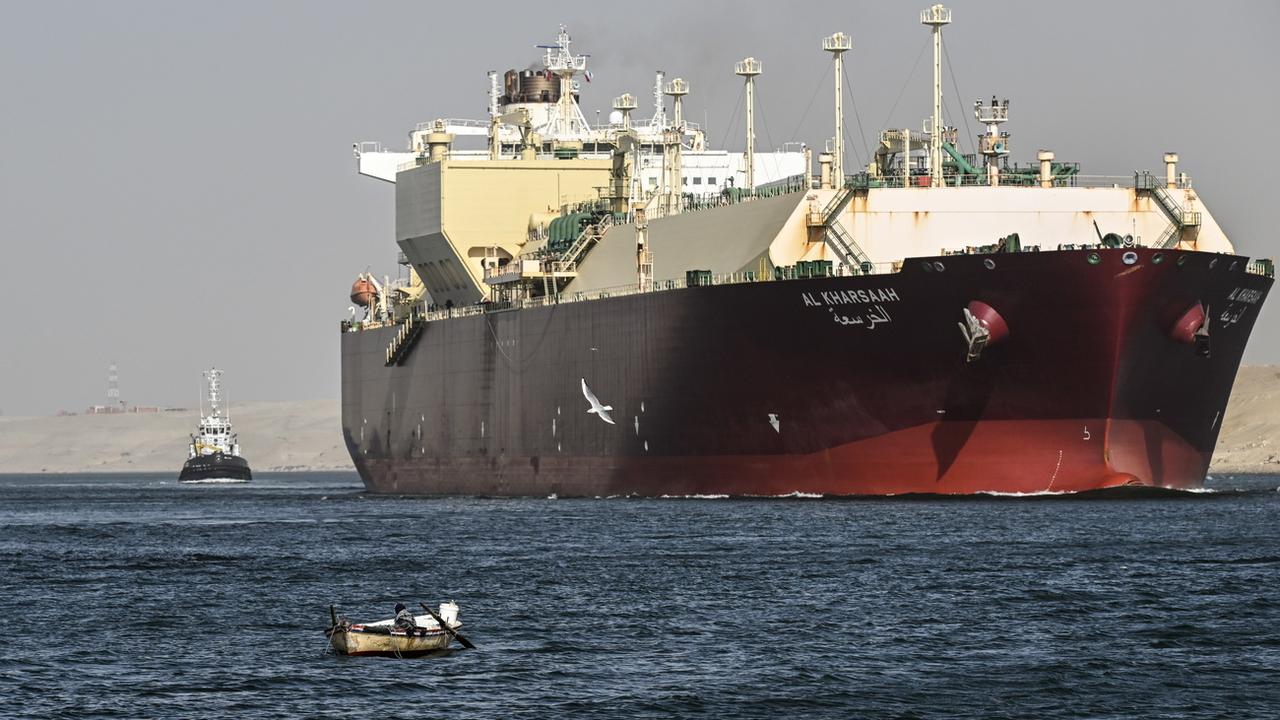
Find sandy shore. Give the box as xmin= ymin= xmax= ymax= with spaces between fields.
xmin=1 ymin=367 xmax=1277 ymax=475
xmin=1208 ymin=365 xmax=1280 ymax=473
xmin=0 ymin=400 xmax=352 ymax=474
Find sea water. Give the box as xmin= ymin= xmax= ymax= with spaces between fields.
xmin=1 ymin=472 xmax=1278 ymax=719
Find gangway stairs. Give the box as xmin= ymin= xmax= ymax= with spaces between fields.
xmin=808 ymin=185 xmax=871 ymax=270
xmin=559 ymin=214 xmax=614 ymax=266
xmin=1137 ymin=173 xmax=1201 ymax=249
xmin=384 ymin=315 xmax=424 ymax=367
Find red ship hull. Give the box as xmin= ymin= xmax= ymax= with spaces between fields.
xmin=341 ymin=248 xmax=1271 ymax=496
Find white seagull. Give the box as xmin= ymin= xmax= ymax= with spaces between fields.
xmin=581 ymin=378 xmax=615 ymax=425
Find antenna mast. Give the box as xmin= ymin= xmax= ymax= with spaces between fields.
xmin=663 ymin=77 xmax=689 ymax=215
xmin=651 ymin=71 xmax=666 ymax=129
xmin=541 ymin=25 xmax=589 ymax=137
xmin=205 ymin=368 xmax=223 ymax=418
xmin=735 ymin=58 xmax=762 ymax=190
xmin=921 ymin=4 xmax=952 ymax=188
xmin=823 ymin=33 xmax=852 ymax=187
xmin=974 ymin=96 xmax=1009 ymax=186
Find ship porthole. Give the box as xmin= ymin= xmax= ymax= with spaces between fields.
xmin=1152 ymin=253 xmax=1165 ymax=264
xmin=932 ymin=261 xmax=946 ymax=272
xmin=1122 ymin=251 xmax=1138 ymax=265
xmin=1087 ymin=252 xmax=1101 ymax=265
xmin=1209 ymin=258 xmax=1219 ymax=269
xmin=1177 ymin=255 xmax=1189 ymax=266
xmin=921 ymin=261 xmax=933 ymax=272
xmin=983 ymin=258 xmax=996 ymax=270
xmin=1229 ymin=260 xmax=1240 ymax=271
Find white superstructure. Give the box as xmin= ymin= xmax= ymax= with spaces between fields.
xmin=347 ymin=11 xmax=1247 ymax=314
xmin=353 ymin=26 xmax=806 ymax=194
xmin=189 ymin=368 xmax=241 ymax=459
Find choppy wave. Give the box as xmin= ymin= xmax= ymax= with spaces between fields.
xmin=977 ymin=488 xmax=1074 ymax=497
xmin=658 ymin=493 xmax=731 ymax=499
xmin=2 ymin=470 xmax=1278 ymax=719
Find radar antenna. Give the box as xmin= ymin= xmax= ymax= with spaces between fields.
xmin=539 ymin=25 xmax=591 ymax=137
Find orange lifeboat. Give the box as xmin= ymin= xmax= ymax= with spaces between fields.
xmin=350 ymin=277 xmax=378 ymax=307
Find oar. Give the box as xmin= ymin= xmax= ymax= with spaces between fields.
xmin=326 ymin=605 xmax=348 ymax=637
xmin=420 ymin=602 xmax=476 ymax=649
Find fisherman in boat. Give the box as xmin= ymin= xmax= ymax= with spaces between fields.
xmin=393 ymin=603 xmax=418 ymax=632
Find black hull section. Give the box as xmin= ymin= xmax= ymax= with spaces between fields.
xmin=341 ymin=248 xmax=1271 ymax=496
xmin=179 ymin=453 xmax=252 ymax=483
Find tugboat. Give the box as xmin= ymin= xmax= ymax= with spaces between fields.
xmin=179 ymin=368 xmax=252 ymax=483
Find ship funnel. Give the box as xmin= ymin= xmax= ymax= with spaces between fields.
xmin=1164 ymin=152 xmax=1179 ymax=189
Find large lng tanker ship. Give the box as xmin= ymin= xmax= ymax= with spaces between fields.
xmin=342 ymin=9 xmax=1272 ymax=496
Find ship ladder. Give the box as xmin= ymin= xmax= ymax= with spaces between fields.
xmin=824 ymin=220 xmax=870 ymax=271
xmin=812 ymin=185 xmax=870 ymax=270
xmin=1139 ymin=175 xmax=1201 ymax=249
xmin=819 ymin=185 xmax=857 ymax=223
xmin=384 ymin=316 xmax=425 ymax=367
xmin=559 ymin=214 xmax=613 ymax=267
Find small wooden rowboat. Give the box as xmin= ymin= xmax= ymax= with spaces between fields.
xmin=327 ymin=602 xmax=466 ymax=657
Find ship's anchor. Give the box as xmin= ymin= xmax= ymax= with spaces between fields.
xmin=1194 ymin=305 xmax=1212 ymax=358
xmin=1169 ymin=301 xmax=1211 ymax=358
xmin=958 ymin=307 xmax=991 ymax=362
xmin=957 ymin=301 xmax=1009 ymax=362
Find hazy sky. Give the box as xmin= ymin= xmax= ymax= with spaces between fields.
xmin=1 ymin=0 xmax=1276 ymax=416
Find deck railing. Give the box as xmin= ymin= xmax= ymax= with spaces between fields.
xmin=342 ymin=261 xmax=901 ymax=332
xmin=841 ymin=172 xmax=1184 ymax=190
xmin=343 ymin=248 xmax=1276 ymax=335
xmin=1248 ymin=258 xmax=1276 ymax=278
